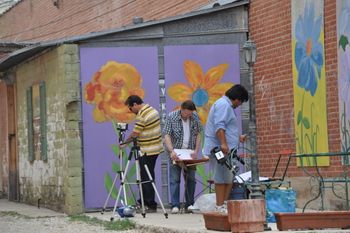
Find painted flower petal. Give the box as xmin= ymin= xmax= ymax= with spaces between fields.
xmin=93 ymin=107 xmax=107 ymax=122
xmin=311 ymin=18 xmax=322 ymax=42
xmin=295 ymin=18 xmax=306 ymax=43
xmin=207 ymin=83 xmax=233 ymax=104
xmin=168 ymin=83 xmax=193 ymax=102
xmin=84 ymin=61 xmax=144 ymax=123
xmin=311 ymin=42 xmax=324 ymax=67
xmin=202 ymin=64 xmax=229 ymax=90
xmin=196 ymin=106 xmax=208 ymax=125
xmin=184 ymin=60 xmax=204 ymax=89
xmin=298 ymin=58 xmax=317 ymax=96
xmin=295 ymin=42 xmax=306 ymax=70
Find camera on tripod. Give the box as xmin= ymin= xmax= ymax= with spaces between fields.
xmin=117 ymin=123 xmax=128 ymax=131
xmin=210 ymin=147 xmax=245 ymax=175
xmin=211 ymin=146 xmax=226 ymax=164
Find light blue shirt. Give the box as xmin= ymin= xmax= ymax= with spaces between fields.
xmin=203 ymin=96 xmax=239 ymax=155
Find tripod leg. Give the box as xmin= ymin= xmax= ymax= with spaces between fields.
xmin=110 ymin=160 xmax=132 ymax=221
xmin=144 ymin=164 xmax=168 ymax=219
xmin=119 ymin=150 xmax=128 ymax=206
xmin=101 ymin=170 xmax=120 ymax=214
xmin=135 ymin=159 xmax=146 ymax=218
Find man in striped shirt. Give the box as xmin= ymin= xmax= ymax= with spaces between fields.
xmin=122 ymin=95 xmax=163 ymax=212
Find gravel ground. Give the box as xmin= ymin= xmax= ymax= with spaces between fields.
xmin=0 ymin=214 xmax=140 ymax=233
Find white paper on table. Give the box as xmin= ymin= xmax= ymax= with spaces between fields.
xmin=235 ymin=171 xmax=269 ymax=183
xmin=174 ymin=149 xmax=194 ymax=160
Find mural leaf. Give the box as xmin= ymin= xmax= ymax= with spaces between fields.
xmin=297 ymin=111 xmax=303 ymax=125
xmin=104 ymin=173 xmax=118 ymax=199
xmin=112 ymin=162 xmax=120 ymax=173
xmin=339 ymin=35 xmax=349 ymax=51
xmin=112 ymin=144 xmax=120 ymax=158
xmin=196 ymin=164 xmax=206 ymax=178
xmin=302 ymin=117 xmax=310 ymax=129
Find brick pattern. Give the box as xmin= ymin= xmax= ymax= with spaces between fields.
xmin=0 ymin=0 xmax=212 ymax=42
xmin=249 ymin=0 xmax=342 ymax=177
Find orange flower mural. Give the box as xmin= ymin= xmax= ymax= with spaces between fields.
xmin=84 ymin=61 xmax=144 ymax=123
xmin=168 ymin=60 xmax=233 ymax=124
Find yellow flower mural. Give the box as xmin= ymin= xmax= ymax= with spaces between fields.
xmin=168 ymin=60 xmax=233 ymax=124
xmin=84 ymin=61 xmax=144 ymax=123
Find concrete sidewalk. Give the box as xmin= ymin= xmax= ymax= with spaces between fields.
xmin=1 ymin=199 xmax=350 ymax=233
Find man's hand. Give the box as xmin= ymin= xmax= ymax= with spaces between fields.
xmin=239 ymin=134 xmax=247 ymax=143
xmin=190 ymin=151 xmax=197 ymax=159
xmin=119 ymin=143 xmax=127 ymax=149
xmin=220 ymin=143 xmax=229 ymax=155
xmin=170 ymin=151 xmax=179 ymax=161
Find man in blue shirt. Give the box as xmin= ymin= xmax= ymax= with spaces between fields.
xmin=203 ymin=84 xmax=248 ymax=213
xmin=163 ymin=100 xmax=203 ymax=214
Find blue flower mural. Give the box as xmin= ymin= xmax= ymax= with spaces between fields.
xmin=294 ymin=2 xmax=323 ymax=96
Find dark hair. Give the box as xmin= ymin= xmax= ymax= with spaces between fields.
xmin=225 ymin=84 xmax=249 ymax=102
xmin=124 ymin=95 xmax=144 ymax=107
xmin=181 ymin=100 xmax=196 ymax=111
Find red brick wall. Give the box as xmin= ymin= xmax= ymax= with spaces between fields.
xmin=249 ymin=0 xmax=341 ymax=177
xmin=0 ymin=0 xmax=211 ymax=42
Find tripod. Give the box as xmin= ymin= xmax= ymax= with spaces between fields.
xmin=110 ymin=138 xmax=168 ymax=220
xmin=101 ymin=123 xmax=132 ymax=214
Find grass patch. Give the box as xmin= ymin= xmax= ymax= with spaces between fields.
xmin=0 ymin=211 xmax=32 ymax=219
xmin=69 ymin=214 xmax=135 ymax=231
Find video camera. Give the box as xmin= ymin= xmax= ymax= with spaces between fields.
xmin=210 ymin=147 xmax=245 ymax=175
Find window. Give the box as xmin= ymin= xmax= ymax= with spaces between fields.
xmin=26 ymin=81 xmax=47 ymax=161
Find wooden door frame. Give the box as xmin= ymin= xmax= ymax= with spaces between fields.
xmin=7 ymin=83 xmax=18 ymax=201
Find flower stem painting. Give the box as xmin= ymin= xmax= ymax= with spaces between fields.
xmin=292 ymin=0 xmax=329 ymax=166
xmin=337 ymin=0 xmax=350 ymax=165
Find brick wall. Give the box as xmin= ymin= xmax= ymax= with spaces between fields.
xmin=249 ymin=0 xmax=341 ymax=177
xmin=0 ymin=0 xmax=212 ymax=42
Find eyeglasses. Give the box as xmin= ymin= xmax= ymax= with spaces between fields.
xmin=128 ymin=106 xmax=133 ymax=111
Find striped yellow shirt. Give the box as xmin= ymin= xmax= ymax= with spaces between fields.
xmin=134 ymin=104 xmax=164 ymax=156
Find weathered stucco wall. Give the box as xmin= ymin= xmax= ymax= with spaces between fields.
xmin=289 ymin=177 xmax=349 ymax=211
xmin=15 ymin=44 xmax=83 ymax=214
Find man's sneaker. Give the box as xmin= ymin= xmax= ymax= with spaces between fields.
xmin=187 ymin=205 xmax=197 ymax=211
xmin=215 ymin=205 xmax=227 ymax=214
xmin=171 ymin=206 xmax=179 ymax=214
xmin=185 ymin=205 xmax=198 ymax=213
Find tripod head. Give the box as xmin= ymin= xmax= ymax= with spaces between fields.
xmin=117 ymin=123 xmax=128 ymax=132
xmin=130 ymin=137 xmax=142 ymax=158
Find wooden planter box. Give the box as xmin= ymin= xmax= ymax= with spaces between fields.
xmin=227 ymin=199 xmax=265 ymax=233
xmin=275 ymin=211 xmax=350 ymax=231
xmin=203 ymin=212 xmax=230 ymax=231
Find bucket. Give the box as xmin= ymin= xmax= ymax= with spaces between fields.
xmin=227 ymin=199 xmax=265 ymax=233
xmin=229 ymin=183 xmax=247 ymax=200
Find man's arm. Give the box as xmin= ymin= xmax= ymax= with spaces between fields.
xmin=120 ymin=131 xmax=140 ymax=148
xmin=216 ymin=128 xmax=229 ymax=155
xmin=191 ymin=133 xmax=201 ymax=159
xmin=164 ymin=134 xmax=178 ymax=161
